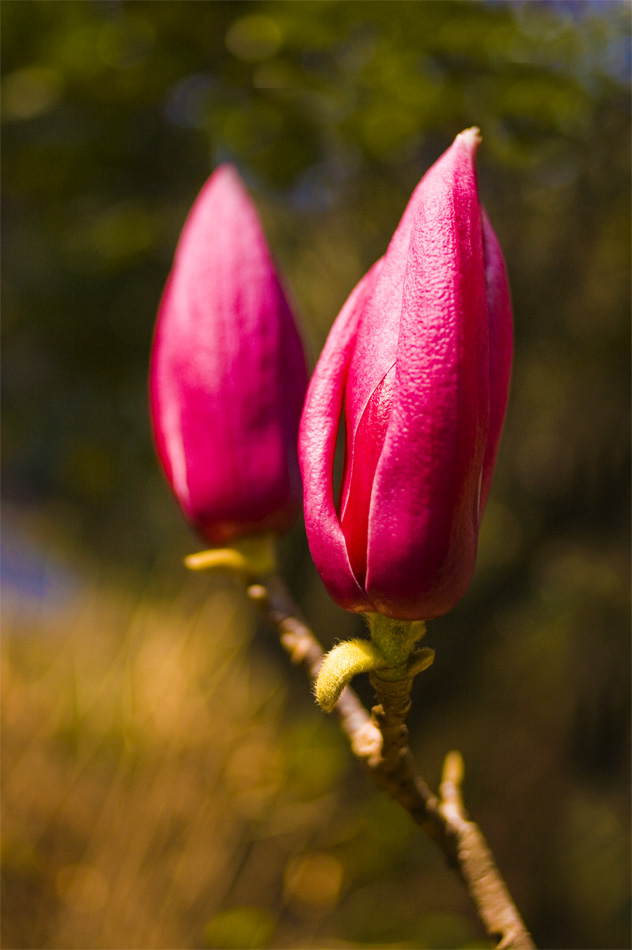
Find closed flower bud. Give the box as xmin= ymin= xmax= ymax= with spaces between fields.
xmin=300 ymin=129 xmax=512 ymax=621
xmin=150 ymin=165 xmax=308 ymax=545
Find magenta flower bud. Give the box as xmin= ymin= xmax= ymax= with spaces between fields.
xmin=300 ymin=129 xmax=513 ymax=621
xmin=150 ymin=165 xmax=308 ymax=545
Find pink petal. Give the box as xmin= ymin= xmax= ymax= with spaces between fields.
xmin=299 ymin=262 xmax=384 ymax=612
xmin=340 ymin=363 xmax=395 ymax=586
xmin=365 ymin=130 xmax=490 ymax=619
xmin=341 ymin=164 xmax=442 ymax=485
xmin=338 ymin=166 xmax=443 ymax=553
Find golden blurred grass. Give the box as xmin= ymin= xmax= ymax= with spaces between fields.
xmin=5 ymin=553 xmax=627 ymax=949
xmin=2 ymin=578 xmax=289 ymax=949
xmin=1 ymin=573 xmax=490 ymax=950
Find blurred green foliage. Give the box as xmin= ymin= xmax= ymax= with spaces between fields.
xmin=2 ymin=2 xmax=630 ymax=949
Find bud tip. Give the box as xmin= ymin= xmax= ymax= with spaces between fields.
xmin=458 ymin=126 xmax=482 ymax=156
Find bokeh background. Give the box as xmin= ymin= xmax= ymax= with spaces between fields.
xmin=2 ymin=2 xmax=630 ymax=948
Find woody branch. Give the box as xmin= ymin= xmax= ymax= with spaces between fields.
xmin=247 ymin=573 xmax=535 ymax=950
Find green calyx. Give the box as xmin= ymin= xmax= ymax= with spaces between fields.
xmin=184 ymin=533 xmax=277 ymax=579
xmin=314 ymin=614 xmax=434 ymax=712
xmin=367 ymin=613 xmax=427 ymax=671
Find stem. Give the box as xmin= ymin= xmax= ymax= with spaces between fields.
xmin=246 ymin=574 xmax=535 ymax=950
xmin=369 ymin=667 xmax=534 ymax=949
xmin=246 ymin=577 xmax=381 ymax=760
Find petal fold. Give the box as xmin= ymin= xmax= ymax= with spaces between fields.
xmin=299 ymin=263 xmax=383 ymax=612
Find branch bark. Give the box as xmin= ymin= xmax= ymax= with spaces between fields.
xmin=247 ymin=575 xmax=535 ymax=950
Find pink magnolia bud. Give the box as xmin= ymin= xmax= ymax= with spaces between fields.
xmin=150 ymin=165 xmax=308 ymax=545
xmin=300 ymin=129 xmax=513 ymax=621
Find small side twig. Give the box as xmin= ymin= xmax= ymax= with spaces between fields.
xmin=438 ymin=751 xmax=535 ymax=950
xmin=246 ymin=574 xmax=535 ymax=950
xmin=370 ymin=669 xmax=535 ymax=950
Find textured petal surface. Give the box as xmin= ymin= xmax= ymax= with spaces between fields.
xmin=299 ymin=262 xmax=384 ymax=612
xmin=338 ymin=166 xmax=442 ymax=579
xmin=150 ymin=165 xmax=307 ymax=544
xmin=342 ymin=174 xmax=426 ymax=448
xmin=365 ymin=130 xmax=490 ymax=619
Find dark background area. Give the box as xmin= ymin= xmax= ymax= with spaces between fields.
xmin=2 ymin=2 xmax=630 ymax=949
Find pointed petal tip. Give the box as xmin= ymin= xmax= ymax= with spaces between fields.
xmin=208 ymin=162 xmax=247 ymax=195
xmin=457 ymin=126 xmax=482 ymax=157
xmin=213 ymin=161 xmax=241 ymax=181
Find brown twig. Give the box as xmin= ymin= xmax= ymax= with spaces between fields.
xmin=246 ymin=578 xmax=380 ymax=760
xmin=246 ymin=574 xmax=535 ymax=950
